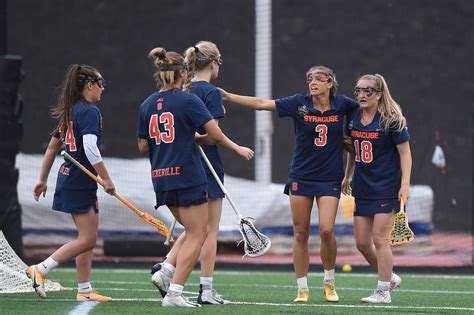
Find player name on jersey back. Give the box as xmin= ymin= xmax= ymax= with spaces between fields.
xmin=151 ymin=166 xmax=181 ymax=178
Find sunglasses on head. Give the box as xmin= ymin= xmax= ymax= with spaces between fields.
xmin=306 ymin=72 xmax=330 ymax=84
xmin=354 ymin=86 xmax=380 ymax=97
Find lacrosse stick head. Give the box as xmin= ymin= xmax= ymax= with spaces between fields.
xmin=238 ymin=217 xmax=271 ymax=257
xmin=389 ymin=210 xmax=415 ymax=245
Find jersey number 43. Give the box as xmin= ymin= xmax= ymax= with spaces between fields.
xmin=149 ymin=112 xmax=175 ymax=145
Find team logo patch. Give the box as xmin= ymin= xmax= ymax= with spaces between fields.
xmin=297 ymin=105 xmax=309 ymax=117
xmin=292 ymin=181 xmax=298 ymax=191
xmin=157 ymin=98 xmax=163 ymax=110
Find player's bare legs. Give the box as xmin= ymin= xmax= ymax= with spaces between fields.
xmin=169 ymin=204 xmax=208 ymax=285
xmin=354 ymin=216 xmax=377 ymax=268
xmin=372 ymin=213 xmax=393 ymax=282
xmin=316 ymin=196 xmax=339 ymax=270
xmin=51 ymin=207 xmax=98 ymax=264
xmin=316 ymin=196 xmax=340 ymax=302
xmin=290 ymin=194 xmax=313 ymax=278
xmin=199 ymin=198 xmax=222 ymax=277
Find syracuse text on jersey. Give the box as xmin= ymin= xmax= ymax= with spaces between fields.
xmin=151 ymin=166 xmax=181 ymax=178
xmin=350 ymin=130 xmax=379 ymax=139
xmin=304 ymin=115 xmax=339 ymax=123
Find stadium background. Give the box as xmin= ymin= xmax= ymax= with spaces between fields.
xmin=1 ymin=0 xmax=472 ymax=267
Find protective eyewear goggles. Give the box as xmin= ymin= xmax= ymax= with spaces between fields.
xmin=353 ymin=86 xmax=381 ymax=97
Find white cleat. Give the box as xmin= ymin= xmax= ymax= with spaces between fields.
xmin=361 ymin=289 xmax=391 ymax=303
xmin=197 ymin=285 xmax=230 ymax=305
xmin=162 ymin=294 xmax=201 ymax=307
xmin=389 ymin=273 xmax=402 ymax=292
xmin=151 ymin=270 xmax=171 ymax=298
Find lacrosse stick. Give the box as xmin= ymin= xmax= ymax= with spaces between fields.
xmin=164 ymin=219 xmax=177 ymax=246
xmin=197 ymin=145 xmax=271 ymax=257
xmin=388 ymin=200 xmax=415 ymax=246
xmin=61 ymin=151 xmax=170 ymax=238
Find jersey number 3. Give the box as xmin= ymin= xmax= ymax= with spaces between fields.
xmin=314 ymin=124 xmax=328 ymax=146
xmin=149 ymin=112 xmax=175 ymax=145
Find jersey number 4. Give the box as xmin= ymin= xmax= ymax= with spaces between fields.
xmin=354 ymin=140 xmax=373 ymax=163
xmin=149 ymin=112 xmax=175 ymax=145
xmin=64 ymin=123 xmax=77 ymax=152
xmin=314 ymin=124 xmax=328 ymax=146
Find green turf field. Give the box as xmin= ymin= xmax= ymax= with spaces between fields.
xmin=1 ymin=268 xmax=473 ymax=314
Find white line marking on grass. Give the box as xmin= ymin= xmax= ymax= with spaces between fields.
xmin=54 ymin=268 xmax=474 ymax=280
xmin=68 ymin=302 xmax=99 ymax=315
xmin=231 ymin=301 xmax=474 ymax=312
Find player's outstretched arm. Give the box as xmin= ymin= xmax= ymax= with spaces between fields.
xmin=218 ymin=88 xmax=276 ymax=111
xmin=33 ymin=136 xmax=62 ymax=201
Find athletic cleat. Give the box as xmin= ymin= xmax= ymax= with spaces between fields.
xmin=293 ymin=288 xmax=309 ymax=303
xmin=163 ymin=294 xmax=201 ymax=307
xmin=26 ymin=265 xmax=47 ymax=298
xmin=361 ymin=289 xmax=391 ymax=303
xmin=76 ymin=290 xmax=112 ymax=302
xmin=151 ymin=270 xmax=171 ymax=298
xmin=197 ymin=285 xmax=230 ymax=304
xmin=324 ymin=282 xmax=339 ymax=302
xmin=389 ymin=274 xmax=402 ymax=292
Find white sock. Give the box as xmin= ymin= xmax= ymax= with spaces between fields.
xmin=200 ymin=277 xmax=213 ymax=288
xmin=163 ymin=262 xmax=175 ymax=277
xmin=296 ymin=276 xmax=308 ymax=290
xmin=377 ymin=280 xmax=390 ymax=291
xmin=78 ymin=281 xmax=92 ymax=293
xmin=324 ymin=269 xmax=335 ymax=283
xmin=168 ymin=283 xmax=183 ymax=294
xmin=38 ymin=257 xmax=59 ymax=275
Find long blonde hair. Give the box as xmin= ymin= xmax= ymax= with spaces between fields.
xmin=358 ymin=74 xmax=406 ymax=133
xmin=183 ymin=41 xmax=220 ymax=92
xmin=148 ymin=47 xmax=186 ymax=89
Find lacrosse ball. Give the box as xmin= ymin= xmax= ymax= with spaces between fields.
xmin=342 ymin=264 xmax=352 ymax=272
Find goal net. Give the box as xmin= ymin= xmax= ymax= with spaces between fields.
xmin=0 ymin=231 xmax=65 ymax=293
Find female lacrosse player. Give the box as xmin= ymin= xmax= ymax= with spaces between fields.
xmin=137 ymin=47 xmax=225 ymax=308
xmin=29 ymin=64 xmax=115 ymax=302
xmin=220 ymin=65 xmax=358 ymax=303
xmin=151 ymin=41 xmax=253 ymax=305
xmin=342 ymin=74 xmax=411 ymax=304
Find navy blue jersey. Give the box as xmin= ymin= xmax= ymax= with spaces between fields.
xmin=191 ymin=81 xmax=225 ymax=174
xmin=348 ymin=110 xmax=410 ymax=199
xmin=275 ymin=94 xmax=359 ymax=182
xmin=54 ymin=102 xmax=103 ymax=190
xmin=136 ymin=89 xmax=213 ymax=191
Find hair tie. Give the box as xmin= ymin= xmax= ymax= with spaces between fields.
xmin=194 ymin=46 xmax=199 ymax=53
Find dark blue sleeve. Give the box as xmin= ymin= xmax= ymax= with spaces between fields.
xmin=78 ymin=105 xmax=101 ymax=136
xmin=136 ymin=104 xmax=147 ymax=139
xmin=275 ymin=94 xmax=301 ymax=118
xmin=344 ymin=96 xmax=359 ymax=123
xmin=187 ymin=96 xmax=213 ymax=129
xmin=390 ymin=126 xmax=411 ymax=145
xmin=205 ymin=89 xmax=225 ymax=119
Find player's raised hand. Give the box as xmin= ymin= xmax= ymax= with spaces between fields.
xmin=33 ymin=181 xmax=48 ymax=201
xmin=235 ymin=146 xmax=254 ymax=160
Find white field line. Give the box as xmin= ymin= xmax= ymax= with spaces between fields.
xmin=55 ymin=279 xmax=474 ymax=295
xmin=1 ymin=297 xmax=473 ymax=312
xmin=67 ymin=302 xmax=99 ymax=315
xmin=53 ymin=268 xmax=474 ymax=280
